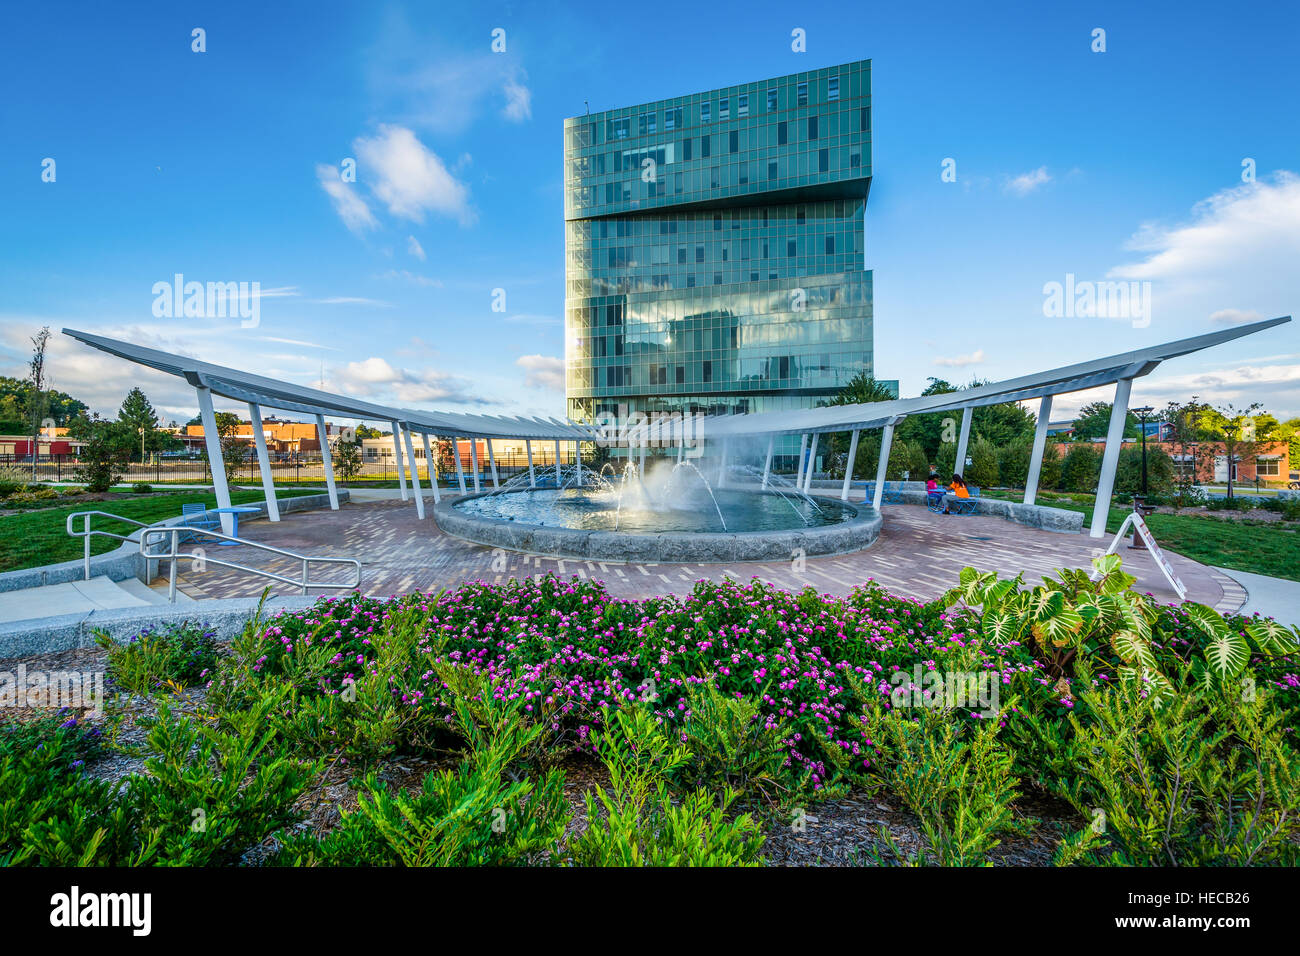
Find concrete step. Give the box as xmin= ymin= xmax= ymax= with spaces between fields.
xmin=0 ymin=575 xmax=154 ymax=624
xmin=117 ymin=575 xmax=196 ymax=605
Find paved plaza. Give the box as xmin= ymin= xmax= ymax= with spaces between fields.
xmin=170 ymin=497 xmax=1244 ymax=612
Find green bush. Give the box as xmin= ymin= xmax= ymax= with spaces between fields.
xmin=131 ymin=482 xmax=153 ymax=494
xmin=1114 ymin=445 xmax=1175 ymax=497
xmin=1060 ymin=444 xmax=1102 ymax=493
xmin=569 ymin=707 xmax=766 ymax=866
xmin=997 ymin=439 xmax=1032 ymax=490
xmin=964 ymin=436 xmax=1000 ymax=489
xmin=677 ymin=679 xmax=790 ymax=804
xmin=97 ymin=623 xmax=220 ymax=694
xmin=0 ymin=465 xmax=30 ymax=498
xmin=863 ymin=708 xmax=1020 ymax=865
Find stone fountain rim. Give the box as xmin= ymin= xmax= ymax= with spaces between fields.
xmin=432 ymin=486 xmax=883 ymax=563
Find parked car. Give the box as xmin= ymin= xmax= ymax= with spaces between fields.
xmin=1290 ymin=470 xmax=1300 ymax=490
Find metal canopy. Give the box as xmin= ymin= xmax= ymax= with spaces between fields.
xmin=694 ymin=316 xmax=1291 ymax=439
xmin=62 ymin=328 xmax=599 ymax=441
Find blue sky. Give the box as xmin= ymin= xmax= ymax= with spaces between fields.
xmin=2 ymin=0 xmax=1297 ymax=426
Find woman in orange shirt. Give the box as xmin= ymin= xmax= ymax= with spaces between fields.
xmin=949 ymin=474 xmax=970 ymax=498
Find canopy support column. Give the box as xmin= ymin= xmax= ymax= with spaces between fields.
xmin=316 ymin=414 xmax=339 ymax=511
xmin=575 ymin=441 xmax=583 ymax=487
xmin=795 ymin=433 xmax=809 ymax=487
xmin=1091 ymin=378 xmax=1133 ymax=538
xmin=195 ymin=385 xmax=234 ymax=535
xmin=453 ymin=437 xmax=467 ymax=494
xmin=391 ymin=421 xmax=408 ymax=500
xmin=804 ymin=433 xmax=819 ymax=493
xmin=841 ymin=429 xmax=860 ymax=501
xmin=872 ymin=422 xmax=895 ymax=512
xmin=402 ymin=424 xmax=425 ymax=518
xmin=554 ymin=440 xmax=561 ymax=485
xmin=954 ymin=406 xmax=973 ymax=478
xmin=422 ymin=433 xmax=440 ymax=504
xmin=248 ymin=402 xmax=279 ymax=521
xmin=1024 ymin=394 xmax=1054 ymax=506
xmin=470 ymin=439 xmax=481 ymax=493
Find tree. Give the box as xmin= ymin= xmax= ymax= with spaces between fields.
xmin=1060 ymin=444 xmax=1102 ymax=493
xmin=200 ymin=412 xmax=246 ymax=485
xmin=332 ymin=435 xmax=363 ymax=486
xmin=965 ymin=436 xmax=1000 ymax=489
xmin=826 ymin=373 xmax=896 ymax=465
xmin=1199 ymin=402 xmax=1267 ymax=499
xmin=117 ymin=388 xmax=161 ymax=463
xmin=69 ymin=414 xmax=128 ymax=492
xmin=1160 ymin=398 xmax=1214 ymax=500
xmin=1115 ymin=445 xmax=1175 ymax=498
xmin=355 ymin=424 xmax=385 ymax=440
xmin=27 ymin=327 xmax=50 ymax=477
xmin=437 ymin=438 xmax=457 ymax=479
xmin=1071 ymin=401 xmax=1138 ymax=442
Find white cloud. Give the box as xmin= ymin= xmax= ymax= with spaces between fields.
xmin=1003 ymin=167 xmax=1051 ymax=196
xmin=354 ymin=125 xmax=474 ymax=225
xmin=376 ymin=269 xmax=441 ymax=287
xmin=310 ymin=297 xmax=393 ymax=307
xmin=406 ymin=235 xmax=426 ymax=261
xmin=516 ymin=354 xmax=564 ymax=390
xmin=315 ymin=163 xmax=378 ymax=233
xmin=502 ymin=81 xmax=532 ymax=122
xmin=1209 ymin=308 xmax=1264 ymax=325
xmin=934 ymin=349 xmax=985 ymax=368
xmin=329 ymin=355 xmax=489 ymax=406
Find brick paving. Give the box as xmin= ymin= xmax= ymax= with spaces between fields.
xmin=169 ymin=497 xmax=1242 ymax=613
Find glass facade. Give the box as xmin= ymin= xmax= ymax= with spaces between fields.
xmin=564 ymin=61 xmax=882 ymax=455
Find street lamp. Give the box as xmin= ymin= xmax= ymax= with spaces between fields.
xmin=1133 ymin=406 xmax=1154 ymax=496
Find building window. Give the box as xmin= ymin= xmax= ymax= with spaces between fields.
xmin=713 ymin=213 xmax=722 ymax=230
xmin=682 ymin=137 xmax=692 ymax=161
xmin=797 ymin=81 xmax=808 ymax=106
xmin=819 ymin=147 xmax=829 ymax=172
xmin=701 ymin=101 xmax=711 ymax=123
xmin=860 ymin=106 xmax=870 ymax=131
xmin=665 ymin=108 xmax=681 ymax=130
xmin=828 ymin=76 xmax=839 ymax=101
xmin=677 ymin=246 xmax=687 ymax=264
xmin=703 ymin=360 xmax=712 ymax=382
xmin=768 ymin=161 xmax=777 ymax=180
xmin=695 ymin=245 xmax=704 ymax=263
xmin=850 ymin=151 xmax=860 ymax=168
xmin=639 ymin=112 xmax=657 ymax=135
xmin=729 ymin=130 xmax=738 ymax=153
xmin=1258 ymin=458 xmax=1281 ymax=477
xmin=611 ymin=118 xmax=629 ymax=140
xmin=719 ymin=97 xmax=729 ymax=119
xmin=777 ymin=121 xmax=787 ymax=145
xmin=808 ymin=115 xmax=818 ymax=140
xmin=713 ymin=272 xmax=722 ymax=285
xmin=825 ymin=235 xmax=834 ymax=254
xmin=767 ymin=87 xmax=778 ymax=111
xmin=701 ymin=135 xmax=711 ymax=158
xmin=738 ymin=93 xmax=749 ymax=117
xmin=676 ymin=366 xmax=684 ymax=384
xmin=786 ymin=240 xmax=796 ymax=257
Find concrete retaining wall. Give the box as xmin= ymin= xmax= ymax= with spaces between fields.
xmin=435 ymin=489 xmax=883 ymax=563
xmin=0 ymin=491 xmax=346 ymax=595
xmin=803 ymin=479 xmax=1083 ymax=533
xmin=0 ymin=595 xmax=322 ymax=660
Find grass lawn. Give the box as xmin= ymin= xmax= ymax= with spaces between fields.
xmin=0 ymin=489 xmax=320 ymax=575
xmin=983 ymin=488 xmax=1300 ymax=582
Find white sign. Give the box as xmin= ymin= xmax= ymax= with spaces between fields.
xmin=1097 ymin=511 xmax=1186 ymax=600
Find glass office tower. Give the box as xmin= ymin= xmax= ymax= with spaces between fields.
xmin=563 ymin=60 xmax=884 ymax=464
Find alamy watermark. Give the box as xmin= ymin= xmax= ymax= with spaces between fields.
xmin=889 ymin=664 xmax=999 ymax=718
xmin=0 ymin=664 xmax=104 ymax=715
xmin=1042 ymin=273 xmax=1151 ymax=329
xmin=152 ymin=274 xmax=261 ymax=328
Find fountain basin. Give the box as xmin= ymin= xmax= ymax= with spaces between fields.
xmin=434 ymin=487 xmax=883 ymax=563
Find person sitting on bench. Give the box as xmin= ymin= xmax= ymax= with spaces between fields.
xmin=945 ymin=473 xmax=970 ymax=513
xmin=926 ymin=472 xmax=940 ymax=492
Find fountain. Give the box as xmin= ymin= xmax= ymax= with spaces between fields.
xmin=434 ymin=453 xmax=882 ymax=563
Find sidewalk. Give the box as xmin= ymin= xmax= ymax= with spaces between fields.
xmin=1212 ymin=567 xmax=1300 ymax=626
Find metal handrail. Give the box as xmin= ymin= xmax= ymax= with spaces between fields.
xmin=139 ymin=526 xmax=361 ymax=603
xmin=66 ymin=510 xmax=155 ymax=581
